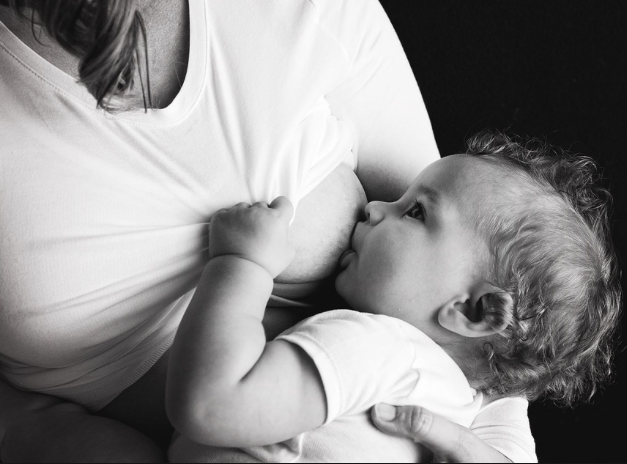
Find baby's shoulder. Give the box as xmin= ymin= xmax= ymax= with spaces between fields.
xmin=279 ymin=309 xmax=414 ymax=357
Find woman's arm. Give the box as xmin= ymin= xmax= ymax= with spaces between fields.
xmin=322 ymin=0 xmax=441 ymax=202
xmin=0 ymin=377 xmax=63 ymax=452
xmin=0 ymin=378 xmax=164 ymax=463
xmin=166 ymin=199 xmax=327 ymax=448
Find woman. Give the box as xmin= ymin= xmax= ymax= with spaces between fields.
xmin=0 ymin=0 xmax=534 ymax=462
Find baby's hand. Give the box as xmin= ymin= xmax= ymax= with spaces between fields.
xmin=209 ymin=197 xmax=295 ymax=278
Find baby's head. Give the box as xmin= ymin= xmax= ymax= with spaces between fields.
xmin=336 ymin=131 xmax=621 ymax=405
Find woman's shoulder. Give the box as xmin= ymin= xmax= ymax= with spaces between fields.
xmin=307 ymin=0 xmax=388 ymax=54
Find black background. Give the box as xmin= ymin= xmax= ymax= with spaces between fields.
xmin=379 ymin=2 xmax=627 ymax=462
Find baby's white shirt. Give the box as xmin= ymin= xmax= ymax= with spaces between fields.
xmin=170 ymin=310 xmax=484 ymax=463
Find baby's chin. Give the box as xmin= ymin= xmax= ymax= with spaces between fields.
xmin=333 ymin=265 xmax=354 ymax=305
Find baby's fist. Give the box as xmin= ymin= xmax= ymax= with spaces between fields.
xmin=209 ymin=197 xmax=295 ymax=278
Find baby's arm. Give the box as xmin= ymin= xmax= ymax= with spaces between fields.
xmin=166 ymin=198 xmax=327 ymax=448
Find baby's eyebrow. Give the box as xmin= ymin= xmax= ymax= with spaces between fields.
xmin=416 ymin=185 xmax=441 ymax=206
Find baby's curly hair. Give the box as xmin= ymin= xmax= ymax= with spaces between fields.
xmin=465 ymin=131 xmax=622 ymax=406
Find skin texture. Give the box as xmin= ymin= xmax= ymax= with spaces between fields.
xmin=278 ymin=164 xmax=368 ymax=284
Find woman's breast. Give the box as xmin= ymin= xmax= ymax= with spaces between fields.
xmin=277 ymin=163 xmax=367 ymax=288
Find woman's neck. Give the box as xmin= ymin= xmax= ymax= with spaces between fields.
xmin=0 ymin=5 xmax=79 ymax=78
xmin=0 ymin=1 xmax=190 ymax=109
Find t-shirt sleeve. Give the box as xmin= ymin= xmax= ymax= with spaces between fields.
xmin=312 ymin=0 xmax=440 ymax=179
xmin=471 ymin=397 xmax=538 ymax=463
xmin=276 ymin=310 xmax=420 ymax=424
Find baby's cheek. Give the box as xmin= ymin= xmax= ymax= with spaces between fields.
xmin=276 ymin=164 xmax=366 ymax=289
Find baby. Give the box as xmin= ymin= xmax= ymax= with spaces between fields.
xmin=166 ymin=132 xmax=621 ymax=462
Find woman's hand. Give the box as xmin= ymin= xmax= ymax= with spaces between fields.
xmin=371 ymin=404 xmax=512 ymax=463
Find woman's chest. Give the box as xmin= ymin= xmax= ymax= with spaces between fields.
xmin=141 ymin=0 xmax=190 ymax=108
xmin=0 ymin=1 xmax=191 ymax=110
xmin=0 ymin=116 xmax=362 ymax=302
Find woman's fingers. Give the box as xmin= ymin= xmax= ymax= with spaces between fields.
xmin=371 ymin=404 xmax=472 ymax=463
xmin=371 ymin=404 xmax=512 ymax=463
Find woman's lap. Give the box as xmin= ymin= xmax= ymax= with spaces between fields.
xmin=97 ymin=349 xmax=173 ymax=449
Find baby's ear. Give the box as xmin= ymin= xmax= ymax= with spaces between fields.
xmin=438 ymin=285 xmax=513 ymax=338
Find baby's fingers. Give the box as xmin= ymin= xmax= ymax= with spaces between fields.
xmin=213 ymin=202 xmax=250 ymax=217
xmin=269 ymin=196 xmax=294 ymax=220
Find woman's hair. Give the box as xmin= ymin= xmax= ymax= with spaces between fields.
xmin=465 ymin=131 xmax=622 ymax=406
xmin=3 ymin=0 xmax=151 ymax=111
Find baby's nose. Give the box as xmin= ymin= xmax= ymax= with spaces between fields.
xmin=364 ymin=201 xmax=386 ymax=224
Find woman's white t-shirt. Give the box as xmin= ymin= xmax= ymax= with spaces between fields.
xmin=0 ymin=0 xmax=357 ymax=408
xmin=0 ymin=0 xmax=535 ymax=461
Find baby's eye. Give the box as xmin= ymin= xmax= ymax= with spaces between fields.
xmin=406 ymin=201 xmax=425 ymax=220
